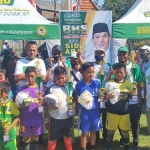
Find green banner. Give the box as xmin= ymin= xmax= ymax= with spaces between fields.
xmin=113 ymin=23 xmax=150 ymax=39
xmin=0 ymin=24 xmax=60 ymax=40
xmin=60 ymin=11 xmax=87 ymax=56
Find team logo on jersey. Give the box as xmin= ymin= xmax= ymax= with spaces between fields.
xmin=92 ymin=88 xmax=98 ymax=95
xmin=126 ymin=86 xmax=130 ymax=90
xmin=146 ymin=75 xmax=150 ymax=84
xmin=7 ymin=107 xmax=12 ymax=112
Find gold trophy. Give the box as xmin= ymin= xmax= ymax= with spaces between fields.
xmin=67 ymin=67 xmax=75 ymax=117
xmin=130 ymin=52 xmax=138 ymax=101
xmin=35 ymin=59 xmax=44 ymax=113
xmin=99 ymin=60 xmax=106 ymax=108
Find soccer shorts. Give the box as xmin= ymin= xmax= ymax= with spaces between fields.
xmin=49 ymin=117 xmax=73 ymax=141
xmin=78 ymin=109 xmax=102 ymax=133
xmin=21 ymin=125 xmax=45 ymax=137
xmin=106 ymin=112 xmax=130 ymax=131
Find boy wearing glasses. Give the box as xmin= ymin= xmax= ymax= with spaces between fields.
xmin=108 ymin=46 xmax=141 ymax=149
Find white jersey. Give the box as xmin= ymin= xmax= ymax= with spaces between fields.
xmin=47 ymin=84 xmax=72 ymax=119
xmin=15 ymin=58 xmax=46 ymax=86
xmin=145 ymin=67 xmax=150 ymax=108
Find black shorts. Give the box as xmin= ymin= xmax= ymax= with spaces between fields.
xmin=49 ymin=117 xmax=73 ymax=140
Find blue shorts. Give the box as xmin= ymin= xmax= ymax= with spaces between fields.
xmin=78 ymin=109 xmax=102 ymax=133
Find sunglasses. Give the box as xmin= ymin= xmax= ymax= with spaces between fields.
xmin=118 ymin=52 xmax=127 ymax=56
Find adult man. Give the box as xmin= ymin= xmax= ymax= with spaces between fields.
xmin=15 ymin=41 xmax=50 ymax=87
xmin=111 ymin=46 xmax=141 ymax=150
xmin=92 ymin=23 xmax=111 ymax=63
xmin=2 ymin=40 xmax=9 ymax=51
xmin=46 ymin=45 xmax=68 ymax=87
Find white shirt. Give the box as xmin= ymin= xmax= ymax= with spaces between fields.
xmin=15 ymin=58 xmax=46 ymax=86
xmin=71 ymin=69 xmax=82 ymax=89
xmin=46 ymin=62 xmax=68 ymax=87
xmin=145 ymin=67 xmax=150 ymax=108
xmin=94 ymin=62 xmax=110 ymax=87
xmin=47 ymin=84 xmax=70 ymax=119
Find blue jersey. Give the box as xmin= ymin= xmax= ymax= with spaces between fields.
xmin=75 ymin=79 xmax=100 ymax=109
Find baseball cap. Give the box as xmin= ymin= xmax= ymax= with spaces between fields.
xmin=118 ymin=46 xmax=129 ymax=53
xmin=139 ymin=45 xmax=150 ymax=51
xmin=68 ymin=51 xmax=77 ymax=59
xmin=95 ymin=49 xmax=105 ymax=53
xmin=52 ymin=45 xmax=62 ymax=52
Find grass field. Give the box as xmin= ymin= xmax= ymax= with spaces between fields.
xmin=37 ymin=114 xmax=150 ymax=150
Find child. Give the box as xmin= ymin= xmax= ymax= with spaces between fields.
xmin=18 ymin=67 xmax=45 ymax=150
xmin=104 ymin=63 xmax=133 ymax=150
xmin=75 ymin=62 xmax=102 ymax=150
xmin=0 ymin=68 xmax=6 ymax=82
xmin=0 ymin=82 xmax=20 ymax=150
xmin=45 ymin=66 xmax=74 ymax=150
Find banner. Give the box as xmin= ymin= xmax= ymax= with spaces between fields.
xmin=60 ymin=11 xmax=112 ymax=63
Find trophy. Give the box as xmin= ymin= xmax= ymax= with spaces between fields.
xmin=130 ymin=52 xmax=138 ymax=102
xmin=99 ymin=60 xmax=106 ymax=108
xmin=35 ymin=59 xmax=44 ymax=113
xmin=67 ymin=67 xmax=75 ymax=117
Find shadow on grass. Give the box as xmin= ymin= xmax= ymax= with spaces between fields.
xmin=140 ymin=126 xmax=149 ymax=136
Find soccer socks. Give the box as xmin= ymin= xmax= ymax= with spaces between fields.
xmin=33 ymin=140 xmax=39 ymax=150
xmin=122 ymin=135 xmax=129 ymax=150
xmin=23 ymin=142 xmax=30 ymax=150
xmin=47 ymin=140 xmax=56 ymax=150
xmin=105 ymin=132 xmax=114 ymax=149
xmin=64 ymin=137 xmax=72 ymax=150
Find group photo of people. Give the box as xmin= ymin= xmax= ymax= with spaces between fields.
xmin=0 ymin=39 xmax=150 ymax=150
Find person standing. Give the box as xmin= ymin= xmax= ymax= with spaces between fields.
xmin=110 ymin=46 xmax=141 ymax=149
xmin=15 ymin=41 xmax=51 ymax=87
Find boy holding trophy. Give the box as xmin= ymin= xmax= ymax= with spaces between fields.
xmin=45 ymin=66 xmax=75 ymax=150
xmin=17 ymin=67 xmax=45 ymax=150
xmin=0 ymin=82 xmax=20 ymax=150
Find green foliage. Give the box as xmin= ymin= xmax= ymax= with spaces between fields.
xmin=102 ymin=0 xmax=136 ymax=22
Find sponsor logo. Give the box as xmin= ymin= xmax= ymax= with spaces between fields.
xmin=64 ymin=12 xmax=81 ymax=18
xmin=36 ymin=26 xmax=47 ymax=37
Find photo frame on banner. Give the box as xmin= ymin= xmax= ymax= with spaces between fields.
xmin=60 ymin=11 xmax=112 ymax=63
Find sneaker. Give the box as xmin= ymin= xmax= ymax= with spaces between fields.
xmin=132 ymin=140 xmax=138 ymax=150
xmin=119 ymin=138 xmax=124 ymax=147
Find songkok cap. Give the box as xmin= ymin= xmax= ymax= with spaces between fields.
xmin=93 ymin=23 xmax=110 ymax=36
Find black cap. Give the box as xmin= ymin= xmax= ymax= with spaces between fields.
xmin=93 ymin=23 xmax=110 ymax=36
xmin=52 ymin=45 xmax=62 ymax=52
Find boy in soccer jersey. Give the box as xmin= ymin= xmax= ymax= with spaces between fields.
xmin=105 ymin=63 xmax=133 ymax=150
xmin=0 ymin=82 xmax=20 ymax=150
xmin=19 ymin=67 xmax=45 ymax=150
xmin=109 ymin=46 xmax=141 ymax=149
xmin=75 ymin=62 xmax=102 ymax=150
xmin=45 ymin=66 xmax=74 ymax=150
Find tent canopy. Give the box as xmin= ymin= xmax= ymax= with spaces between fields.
xmin=0 ymin=0 xmax=59 ymax=40
xmin=113 ymin=0 xmax=150 ymax=39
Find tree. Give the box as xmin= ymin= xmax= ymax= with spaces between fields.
xmin=102 ymin=0 xmax=136 ymax=22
